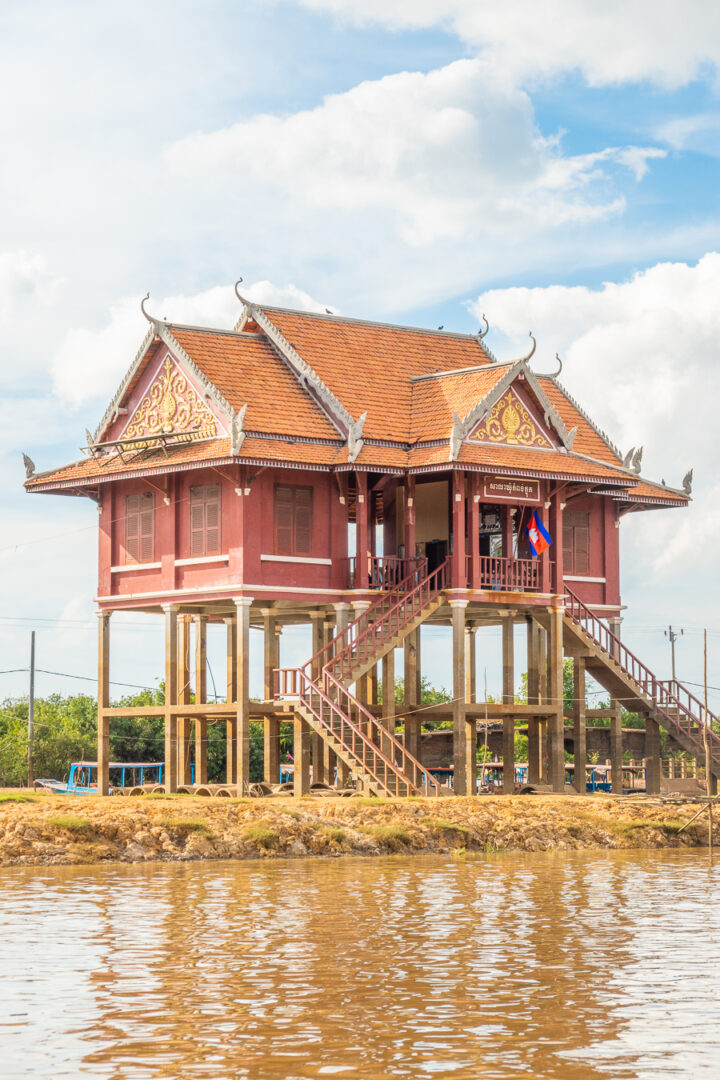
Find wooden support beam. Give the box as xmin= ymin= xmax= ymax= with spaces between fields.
xmin=355 ymin=471 xmax=370 ymax=588
xmin=550 ymin=491 xmax=564 ymax=593
xmin=502 ymin=616 xmax=515 ymax=796
xmin=97 ymin=612 xmax=111 ymax=796
xmin=547 ymin=603 xmax=565 ymax=793
xmin=469 ymin=474 xmax=481 ymax=589
xmin=235 ymin=598 xmax=252 ymax=795
xmin=163 ymin=605 xmax=179 ymax=793
xmin=404 ymin=476 xmax=416 ymax=563
xmin=451 ymin=469 xmax=466 ymax=588
xmin=195 ymin=616 xmax=208 ymax=785
xmin=382 ymin=647 xmax=396 ymax=738
xmin=610 ymin=699 xmax=623 ymax=794
xmin=573 ymin=658 xmax=587 ymax=795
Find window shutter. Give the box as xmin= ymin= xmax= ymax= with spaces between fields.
xmin=275 ymin=485 xmax=294 ymax=556
xmin=205 ymin=484 xmax=221 ymax=554
xmin=562 ymin=518 xmax=573 ymax=573
xmin=190 ymin=487 xmax=206 ymax=556
xmin=574 ymin=516 xmax=590 ymax=575
xmin=294 ymin=486 xmax=312 ymax=555
xmin=125 ymin=495 xmax=140 ymax=562
xmin=125 ymin=493 xmax=154 ymax=562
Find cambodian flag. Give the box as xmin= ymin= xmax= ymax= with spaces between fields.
xmin=526 ymin=512 xmax=552 ymax=557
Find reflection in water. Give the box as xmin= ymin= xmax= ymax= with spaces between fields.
xmin=1 ymin=851 xmax=719 ymax=1079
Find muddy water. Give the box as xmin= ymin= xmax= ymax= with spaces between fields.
xmin=1 ymin=851 xmax=719 ymax=1079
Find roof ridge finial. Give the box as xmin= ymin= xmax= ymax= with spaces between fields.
xmin=140 ymin=293 xmax=156 ymax=324
xmin=478 ymin=313 xmax=489 ymax=339
xmin=234 ymin=277 xmax=250 ymax=306
xmin=513 ymin=331 xmax=536 ymax=364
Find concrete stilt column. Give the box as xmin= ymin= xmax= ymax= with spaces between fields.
xmin=234 ymin=598 xmax=253 ymax=796
xmin=526 ymin=619 xmax=542 ymax=786
xmin=465 ymin=626 xmax=477 ymax=704
xmin=382 ymin=647 xmax=396 ymax=737
xmin=163 ymin=605 xmax=179 ymax=793
xmin=97 ymin=612 xmax=111 ymax=796
xmin=310 ymin=613 xmax=326 ymax=782
xmin=262 ymin=610 xmax=281 ymax=785
xmin=403 ymin=628 xmax=421 ymax=761
xmin=502 ymin=617 xmax=515 ymax=795
xmin=177 ymin=615 xmax=192 ymax=785
xmin=450 ymin=599 xmax=472 ymax=795
xmin=194 ymin=616 xmax=208 ymax=785
xmin=537 ymin=625 xmax=549 ymax=782
xmin=322 ymin=619 xmax=337 ymax=784
xmin=333 ymin=604 xmax=351 ymax=787
xmin=293 ymin=714 xmax=311 ymax=797
xmin=610 ymin=699 xmax=623 ymax=794
xmin=645 ymin=711 xmax=661 ymax=795
xmin=225 ymin=615 xmax=237 ymax=784
xmin=265 ymin=719 xmax=280 ymax=786
xmin=547 ymin=603 xmax=565 ymax=793
xmin=573 ymin=658 xmax=587 ymax=794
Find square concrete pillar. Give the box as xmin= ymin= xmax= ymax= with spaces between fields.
xmin=293 ymin=715 xmax=311 ymax=797
xmin=465 ymin=626 xmax=477 ymax=704
xmin=645 ymin=712 xmax=661 ymax=795
xmin=573 ymin=658 xmax=587 ymax=794
xmin=194 ymin=616 xmax=208 ymax=785
xmin=163 ymin=604 xmax=179 ymax=793
xmin=225 ymin=615 xmax=237 ymax=784
xmin=502 ymin=616 xmax=515 ymax=795
xmin=97 ymin=612 xmax=111 ymax=796
xmin=177 ymin=615 xmax=192 ymax=785
xmin=547 ymin=603 xmax=565 ymax=793
xmin=234 ymin=597 xmax=253 ymax=795
xmin=611 ymin=700 xmax=623 ymax=794
xmin=450 ymin=600 xmax=472 ymax=795
xmin=403 ymin=628 xmax=421 ymax=761
xmin=382 ymin=647 xmax=396 ymax=737
xmin=264 ymin=718 xmax=281 ymax=785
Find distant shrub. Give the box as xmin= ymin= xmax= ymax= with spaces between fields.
xmin=47 ymin=814 xmax=92 ymax=833
xmin=367 ymin=824 xmax=412 ymax=851
xmin=164 ymin=819 xmax=210 ymax=835
xmin=317 ymin=824 xmax=347 ymax=844
xmin=243 ymin=822 xmax=279 ymax=850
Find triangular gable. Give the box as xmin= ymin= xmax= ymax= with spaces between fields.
xmin=469 ymin=385 xmax=555 ymax=449
xmin=121 ymin=354 xmax=219 ymax=443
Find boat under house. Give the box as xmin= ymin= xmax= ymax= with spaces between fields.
xmin=25 ymin=288 xmax=719 ymax=797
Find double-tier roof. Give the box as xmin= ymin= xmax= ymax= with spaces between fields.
xmin=25 ymin=299 xmax=690 ymax=510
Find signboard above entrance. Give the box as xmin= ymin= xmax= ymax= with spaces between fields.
xmin=482 ymin=477 xmax=541 ymax=504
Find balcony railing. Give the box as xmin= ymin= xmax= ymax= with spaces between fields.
xmin=465 ymin=554 xmax=540 ymax=591
xmin=346 ymin=555 xmax=427 ymax=590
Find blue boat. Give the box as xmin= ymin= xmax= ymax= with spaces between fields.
xmin=35 ymin=760 xmax=165 ymax=795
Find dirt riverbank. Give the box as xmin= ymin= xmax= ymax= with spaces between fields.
xmin=0 ymin=791 xmax=716 ymax=867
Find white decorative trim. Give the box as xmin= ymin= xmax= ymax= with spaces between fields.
xmin=176 ymin=554 xmax=230 ymax=566
xmin=261 ymin=554 xmax=332 ymax=566
xmin=96 ymin=582 xmax=345 ymax=602
xmin=110 ymin=562 xmax=162 ymax=573
xmin=564 ymin=575 xmax=606 ymax=584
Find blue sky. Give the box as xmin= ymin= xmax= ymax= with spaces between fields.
xmin=3 ymin=0 xmax=720 ymax=707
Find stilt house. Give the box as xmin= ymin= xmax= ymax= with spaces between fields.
xmin=26 ymin=289 xmax=718 ymax=797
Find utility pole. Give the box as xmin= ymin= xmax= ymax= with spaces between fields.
xmin=28 ymin=631 xmax=35 ymax=788
xmin=665 ymin=625 xmax=684 ymax=682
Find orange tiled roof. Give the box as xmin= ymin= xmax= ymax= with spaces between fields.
xmin=258 ymin=308 xmax=492 ymax=441
xmin=409 ymin=367 xmax=508 ymax=440
xmin=170 ymin=327 xmax=337 ymax=439
xmin=537 ymin=376 xmax=622 ymax=466
xmin=409 ymin=442 xmax=637 ymax=483
xmin=621 ymin=479 xmax=689 ymax=505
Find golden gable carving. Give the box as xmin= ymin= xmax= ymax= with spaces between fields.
xmin=472 ymin=389 xmax=552 ymax=448
xmin=124 ymin=357 xmax=217 ymax=443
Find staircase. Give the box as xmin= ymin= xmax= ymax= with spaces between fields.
xmin=564 ymin=587 xmax=720 ymax=780
xmin=276 ymin=561 xmax=449 ymax=796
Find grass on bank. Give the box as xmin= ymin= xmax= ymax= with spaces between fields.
xmin=420 ymin=817 xmax=472 ymax=839
xmin=47 ymin=814 xmax=93 ymax=833
xmin=163 ymin=818 xmax=211 ymax=835
xmin=362 ymin=824 xmax=413 ymax=851
xmin=243 ymin=822 xmax=280 ymax=850
xmin=0 ymin=794 xmax=36 ymax=804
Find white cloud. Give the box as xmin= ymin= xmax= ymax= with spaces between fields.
xmin=167 ymin=58 xmax=659 ymax=248
xmin=296 ymin=0 xmax=720 ymax=88
xmin=50 ymin=280 xmax=331 ymax=407
xmin=469 ymin=253 xmax=720 ymax=581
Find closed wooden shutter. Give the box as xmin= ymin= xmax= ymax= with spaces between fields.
xmin=564 ymin=511 xmax=590 ymax=574
xmin=125 ymin=492 xmax=154 ymax=562
xmin=274 ymin=484 xmax=313 ymax=556
xmin=190 ymin=485 xmax=221 ymax=556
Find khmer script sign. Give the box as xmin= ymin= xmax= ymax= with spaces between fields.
xmin=482 ymin=477 xmax=541 ymax=503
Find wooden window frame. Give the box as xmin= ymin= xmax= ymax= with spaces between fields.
xmin=190 ymin=484 xmax=222 ymax=558
xmin=274 ymin=484 xmax=313 ymax=557
xmin=124 ymin=492 xmax=155 ymax=564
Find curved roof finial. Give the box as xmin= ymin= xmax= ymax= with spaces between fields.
xmin=140 ymin=292 xmax=155 ymax=324
xmin=234 ymin=277 xmax=248 ymax=305
xmin=552 ymin=352 xmax=563 ymax=377
xmin=478 ymin=313 xmax=489 ymax=339
xmin=514 ymin=331 xmax=536 ymax=364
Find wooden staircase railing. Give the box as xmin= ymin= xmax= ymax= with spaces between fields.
xmin=275 ymin=559 xmax=449 ymax=796
xmin=564 ymin=586 xmax=720 ymax=770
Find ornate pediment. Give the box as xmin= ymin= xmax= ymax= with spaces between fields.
xmin=471 ymin=387 xmax=553 ymax=449
xmin=122 ymin=356 xmax=217 ymax=444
